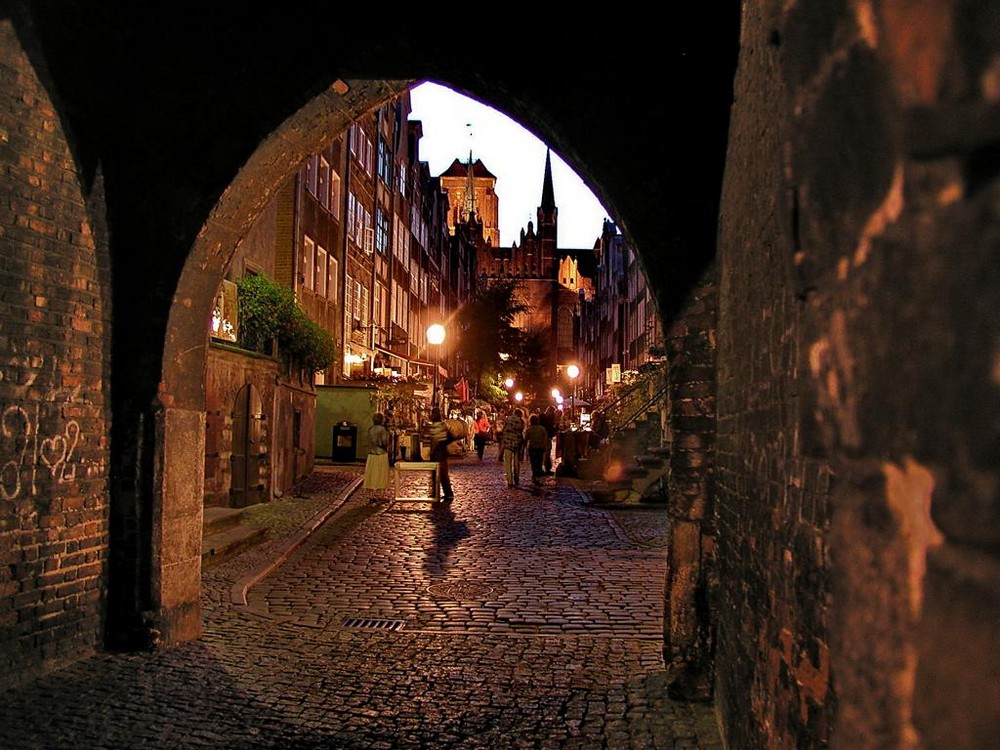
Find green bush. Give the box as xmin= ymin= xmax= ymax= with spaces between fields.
xmin=236 ymin=273 xmax=336 ymax=372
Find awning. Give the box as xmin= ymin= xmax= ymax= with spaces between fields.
xmin=375 ymin=345 xmax=434 ymax=369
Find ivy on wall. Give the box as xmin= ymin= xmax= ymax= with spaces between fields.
xmin=236 ymin=273 xmax=336 ymax=372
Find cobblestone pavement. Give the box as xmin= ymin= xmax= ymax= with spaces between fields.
xmin=0 ymin=453 xmax=723 ymax=749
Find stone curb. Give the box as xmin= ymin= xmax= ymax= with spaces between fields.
xmin=229 ymin=475 xmax=364 ymax=605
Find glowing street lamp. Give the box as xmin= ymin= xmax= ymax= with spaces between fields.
xmin=504 ymin=376 xmax=515 ymax=389
xmin=566 ymin=364 xmax=580 ymax=427
xmin=427 ymin=323 xmax=446 ymax=407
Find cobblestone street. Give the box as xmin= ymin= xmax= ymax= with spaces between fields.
xmin=0 ymin=455 xmax=723 ymax=749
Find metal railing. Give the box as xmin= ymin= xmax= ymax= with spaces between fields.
xmin=591 ymin=363 xmax=668 ymax=437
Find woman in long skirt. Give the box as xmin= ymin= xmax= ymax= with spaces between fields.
xmin=364 ymin=413 xmax=391 ymax=502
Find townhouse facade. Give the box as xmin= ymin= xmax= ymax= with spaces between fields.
xmin=204 ymin=91 xmax=483 ymax=505
xmin=580 ymin=219 xmax=664 ymax=402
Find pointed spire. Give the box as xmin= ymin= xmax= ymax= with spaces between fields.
xmin=464 ymin=149 xmax=476 ymax=220
xmin=540 ymin=148 xmax=555 ymax=212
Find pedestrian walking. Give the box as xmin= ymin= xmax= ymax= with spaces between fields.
xmin=500 ymin=407 xmax=526 ymax=488
xmin=495 ymin=411 xmax=505 ymax=462
xmin=463 ymin=411 xmax=476 ymax=453
xmin=364 ymin=412 xmax=391 ymax=502
xmin=525 ymin=413 xmax=550 ymax=484
xmin=540 ymin=405 xmax=557 ymax=475
xmin=428 ymin=406 xmax=458 ymax=502
xmin=471 ymin=409 xmax=491 ymax=460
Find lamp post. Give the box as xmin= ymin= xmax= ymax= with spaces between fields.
xmin=566 ymin=364 xmax=580 ymax=428
xmin=427 ymin=323 xmax=445 ymax=408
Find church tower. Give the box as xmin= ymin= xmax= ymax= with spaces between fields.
xmin=537 ymin=148 xmax=558 ymax=278
xmin=438 ymin=153 xmax=500 ymax=247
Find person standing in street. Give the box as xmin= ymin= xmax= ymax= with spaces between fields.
xmin=500 ymin=407 xmax=526 ymax=488
xmin=471 ymin=409 xmax=491 ymax=461
xmin=524 ymin=413 xmax=550 ymax=485
xmin=364 ymin=412 xmax=391 ymax=502
xmin=428 ymin=406 xmax=457 ymax=502
xmin=463 ymin=411 xmax=476 ymax=454
xmin=540 ymin=405 xmax=558 ymax=475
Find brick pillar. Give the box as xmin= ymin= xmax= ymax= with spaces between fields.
xmin=663 ymin=264 xmax=718 ymax=701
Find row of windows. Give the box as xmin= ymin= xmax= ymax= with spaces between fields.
xmin=410 ymin=203 xmax=428 ymax=248
xmin=301 ymin=235 xmax=339 ymax=303
xmin=391 ymin=279 xmax=409 ymax=334
xmin=394 ymin=214 xmax=410 ymax=267
xmin=304 ymin=154 xmax=342 ymax=219
xmin=349 ymin=123 xmax=374 ymax=177
xmin=347 ymin=191 xmax=373 ymax=253
xmin=345 ymin=273 xmax=369 ymax=332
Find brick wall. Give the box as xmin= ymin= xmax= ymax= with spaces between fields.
xmin=715 ymin=2 xmax=1000 ymax=748
xmin=0 ymin=20 xmax=111 ymax=684
xmin=663 ymin=265 xmax=718 ymax=700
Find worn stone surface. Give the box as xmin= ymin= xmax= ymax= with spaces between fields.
xmin=0 ymin=459 xmax=725 ymax=749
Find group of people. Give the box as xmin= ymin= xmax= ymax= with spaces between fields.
xmin=363 ymin=403 xmax=565 ymax=503
xmin=471 ymin=406 xmax=559 ymax=487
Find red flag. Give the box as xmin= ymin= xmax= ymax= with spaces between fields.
xmin=456 ymin=378 xmax=469 ymax=402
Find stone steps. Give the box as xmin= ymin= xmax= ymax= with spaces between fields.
xmin=201 ymin=506 xmax=268 ymax=569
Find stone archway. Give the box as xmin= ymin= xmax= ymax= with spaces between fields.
xmin=149 ymin=79 xmax=413 ymax=645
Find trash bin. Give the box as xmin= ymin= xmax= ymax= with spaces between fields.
xmin=331 ymin=421 xmax=357 ymax=462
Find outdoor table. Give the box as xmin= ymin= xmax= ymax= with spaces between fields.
xmin=393 ymin=461 xmax=440 ymax=502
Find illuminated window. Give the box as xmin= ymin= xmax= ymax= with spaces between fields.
xmin=210 ymin=279 xmax=238 ymax=343
xmin=318 ymin=157 xmax=329 ymax=210
xmin=302 ymin=236 xmax=315 ymax=290
xmin=305 ymin=155 xmax=318 ymax=196
xmin=315 ymin=246 xmax=327 ymax=297
xmin=330 ymin=171 xmax=341 ymax=220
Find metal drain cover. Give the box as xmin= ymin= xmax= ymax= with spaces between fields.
xmin=426 ymin=581 xmax=495 ymax=600
xmin=341 ymin=617 xmax=406 ymax=631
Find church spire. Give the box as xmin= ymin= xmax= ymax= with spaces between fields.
xmin=464 ymin=149 xmax=476 ymax=220
xmin=540 ymin=148 xmax=555 ymax=212
xmin=536 ymin=148 xmax=558 ymax=277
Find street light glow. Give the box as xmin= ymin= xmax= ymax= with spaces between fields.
xmin=427 ymin=323 xmax=446 ymax=345
xmin=427 ymin=323 xmax=446 ymax=407
xmin=566 ymin=364 xmax=581 ymax=428
xmin=504 ymin=377 xmax=515 ymax=389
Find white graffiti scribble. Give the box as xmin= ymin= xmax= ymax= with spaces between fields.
xmin=0 ymin=356 xmax=89 ymax=501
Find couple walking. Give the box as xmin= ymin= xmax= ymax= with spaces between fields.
xmin=499 ymin=408 xmax=551 ymax=487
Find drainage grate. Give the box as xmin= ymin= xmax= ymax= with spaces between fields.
xmin=341 ymin=617 xmax=406 ymax=631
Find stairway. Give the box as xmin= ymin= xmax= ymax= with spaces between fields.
xmin=576 ymin=414 xmax=670 ymax=506
xmin=201 ymin=505 xmax=269 ymax=570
